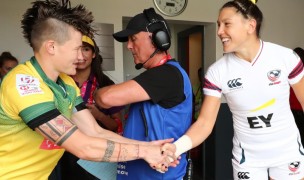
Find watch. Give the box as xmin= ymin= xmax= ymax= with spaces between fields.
xmin=153 ymin=0 xmax=188 ymax=17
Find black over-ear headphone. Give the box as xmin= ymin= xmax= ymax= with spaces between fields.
xmin=143 ymin=8 xmax=171 ymax=51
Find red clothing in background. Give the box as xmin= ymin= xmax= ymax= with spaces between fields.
xmin=290 ymin=88 xmax=302 ymax=110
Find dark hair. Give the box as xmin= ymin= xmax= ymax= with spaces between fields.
xmin=84 ymin=40 xmax=114 ymax=87
xmin=0 ymin=51 xmax=18 ymax=67
xmin=294 ymin=47 xmax=304 ymax=63
xmin=220 ymin=0 xmax=263 ymax=37
xmin=21 ymin=0 xmax=95 ymax=50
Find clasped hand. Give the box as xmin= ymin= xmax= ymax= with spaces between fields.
xmin=144 ymin=139 xmax=179 ymax=173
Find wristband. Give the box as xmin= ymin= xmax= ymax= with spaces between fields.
xmin=157 ymin=135 xmax=192 ymax=173
xmin=156 ymin=135 xmax=192 ymax=173
xmin=173 ymin=135 xmax=192 ymax=157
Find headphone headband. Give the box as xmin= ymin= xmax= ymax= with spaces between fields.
xmin=144 ymin=8 xmax=158 ymax=24
xmin=143 ymin=8 xmax=171 ymax=51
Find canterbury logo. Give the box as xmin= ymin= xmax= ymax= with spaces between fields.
xmin=237 ymin=172 xmax=250 ymax=179
xmin=227 ymin=78 xmax=242 ymax=88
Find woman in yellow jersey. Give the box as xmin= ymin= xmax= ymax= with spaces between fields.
xmin=0 ymin=1 xmax=177 ymax=179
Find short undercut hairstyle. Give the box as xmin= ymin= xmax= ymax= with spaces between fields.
xmin=21 ymin=0 xmax=95 ymax=51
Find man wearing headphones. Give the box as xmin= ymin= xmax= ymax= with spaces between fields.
xmin=94 ymin=7 xmax=193 ymax=180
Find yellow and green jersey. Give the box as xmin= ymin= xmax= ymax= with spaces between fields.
xmin=0 ymin=57 xmax=85 ymax=179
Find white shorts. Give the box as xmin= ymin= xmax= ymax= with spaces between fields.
xmin=232 ymin=157 xmax=304 ymax=180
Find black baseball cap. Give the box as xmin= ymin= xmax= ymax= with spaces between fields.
xmin=113 ymin=8 xmax=168 ymax=42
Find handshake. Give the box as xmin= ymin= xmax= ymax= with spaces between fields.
xmin=140 ymin=135 xmax=192 ymax=173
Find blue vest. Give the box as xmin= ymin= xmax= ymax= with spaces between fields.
xmin=117 ymin=61 xmax=193 ymax=180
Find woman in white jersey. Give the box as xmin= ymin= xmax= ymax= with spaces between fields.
xmin=164 ymin=0 xmax=304 ymax=179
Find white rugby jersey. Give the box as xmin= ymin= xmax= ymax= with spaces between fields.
xmin=204 ymin=40 xmax=304 ymax=167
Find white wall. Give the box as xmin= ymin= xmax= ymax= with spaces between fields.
xmin=1 ymin=0 xmax=304 ymax=83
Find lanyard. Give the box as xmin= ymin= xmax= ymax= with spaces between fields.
xmin=152 ymin=54 xmax=172 ymax=68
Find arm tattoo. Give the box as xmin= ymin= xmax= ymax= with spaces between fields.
xmin=119 ymin=144 xmax=139 ymax=162
xmin=102 ymin=140 xmax=115 ymax=162
xmin=135 ymin=144 xmax=139 ymax=159
xmin=120 ymin=145 xmax=128 ymax=162
xmin=118 ymin=144 xmax=139 ymax=162
xmin=56 ymin=126 xmax=77 ymax=146
xmin=36 ymin=115 xmax=78 ymax=146
xmin=117 ymin=143 xmax=121 ymax=162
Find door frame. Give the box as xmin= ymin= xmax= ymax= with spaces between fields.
xmin=177 ymin=25 xmax=204 ymax=76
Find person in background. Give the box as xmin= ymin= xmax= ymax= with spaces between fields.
xmin=59 ymin=35 xmax=124 ymax=180
xmin=162 ymin=0 xmax=304 ymax=179
xmin=94 ymin=7 xmax=193 ymax=180
xmin=0 ymin=1 xmax=176 ymax=179
xmin=0 ymin=51 xmax=18 ymax=82
xmin=290 ymin=47 xmax=304 ymax=146
xmin=75 ymin=36 xmax=124 ymax=134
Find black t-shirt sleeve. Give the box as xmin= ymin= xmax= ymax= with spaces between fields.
xmin=133 ymin=63 xmax=185 ymax=108
xmin=101 ymin=74 xmax=115 ymax=87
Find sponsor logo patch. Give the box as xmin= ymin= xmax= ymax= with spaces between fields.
xmin=227 ymin=78 xmax=243 ymax=91
xmin=16 ymin=74 xmax=43 ymax=96
xmin=237 ymin=172 xmax=250 ymax=179
xmin=40 ymin=138 xmax=62 ymax=150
